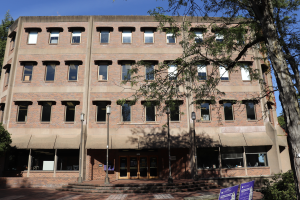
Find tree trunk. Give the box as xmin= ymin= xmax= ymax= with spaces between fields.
xmin=257 ymin=1 xmax=300 ymax=199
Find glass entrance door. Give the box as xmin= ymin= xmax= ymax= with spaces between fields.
xmin=120 ymin=157 xmax=128 ymax=178
xmin=149 ymin=157 xmax=158 ymax=178
xmin=139 ymin=157 xmax=148 ymax=179
xmin=130 ymin=157 xmax=138 ymax=179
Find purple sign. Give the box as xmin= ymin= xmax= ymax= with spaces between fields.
xmin=218 ymin=185 xmax=239 ymax=200
xmin=239 ymin=181 xmax=255 ymax=200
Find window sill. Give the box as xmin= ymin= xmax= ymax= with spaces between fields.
xmin=242 ymin=80 xmax=251 ymax=82
xmin=200 ymin=120 xmax=211 ymax=123
xmin=71 ymin=43 xmax=80 ymax=45
xmin=117 ymin=122 xmax=160 ymax=125
xmin=22 ymin=81 xmax=31 ymax=83
xmin=167 ymin=43 xmax=176 ymax=45
xmin=247 ymin=166 xmax=269 ymax=168
xmin=247 ymin=120 xmax=258 ymax=122
xmin=96 ymin=122 xmax=107 ymax=124
xmin=170 ymin=121 xmax=181 ymax=123
xmin=64 ymin=122 xmax=75 ymax=124
xmin=45 ymin=81 xmax=54 ymax=83
xmin=197 ymin=168 xmax=219 ymax=171
xmin=98 ymin=80 xmax=108 ymax=82
xmin=68 ymin=80 xmax=78 ymax=82
xmin=221 ymin=167 xmax=245 ymax=169
xmin=27 ymin=43 xmax=37 ymax=45
xmin=40 ymin=122 xmax=50 ymax=124
xmin=122 ymin=43 xmax=132 ymax=45
xmin=16 ymin=122 xmax=26 ymax=124
xmin=49 ymin=43 xmax=58 ymax=45
xmin=221 ymin=80 xmax=230 ymax=82
xmin=144 ymin=43 xmax=154 ymax=45
xmin=100 ymin=43 xmax=109 ymax=45
xmin=225 ymin=120 xmax=235 ymax=123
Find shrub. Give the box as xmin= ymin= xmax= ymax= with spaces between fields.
xmin=261 ymin=170 xmax=296 ymax=200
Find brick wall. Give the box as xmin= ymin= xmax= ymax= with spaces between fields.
xmin=247 ymin=167 xmax=271 ymax=176
xmin=21 ymin=171 xmax=79 ymax=178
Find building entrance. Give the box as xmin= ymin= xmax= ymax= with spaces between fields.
xmin=119 ymin=156 xmax=158 ymax=179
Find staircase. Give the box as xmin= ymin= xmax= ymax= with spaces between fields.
xmin=57 ymin=180 xmax=219 ymax=193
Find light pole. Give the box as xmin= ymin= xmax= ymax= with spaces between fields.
xmin=105 ymin=105 xmax=111 ymax=184
xmin=166 ymin=107 xmax=173 ymax=183
xmin=191 ymin=111 xmax=197 ymax=180
xmin=78 ymin=113 xmax=85 ymax=183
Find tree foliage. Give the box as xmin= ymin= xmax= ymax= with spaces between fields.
xmin=0 ymin=10 xmax=14 ymax=73
xmin=0 ymin=123 xmax=11 ymax=156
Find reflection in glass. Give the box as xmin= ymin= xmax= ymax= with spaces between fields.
xmin=99 ymin=65 xmax=108 ymax=80
xmin=101 ymin=30 xmax=109 ymax=43
xmin=201 ymin=103 xmax=210 ymax=121
xmin=122 ymin=103 xmax=131 ymax=121
xmin=45 ymin=65 xmax=55 ymax=81
xmin=130 ymin=157 xmax=138 ymax=177
xmin=224 ymin=102 xmax=234 ymax=120
xmin=18 ymin=104 xmax=28 ymax=122
xmin=146 ymin=65 xmax=154 ymax=80
xmin=150 ymin=157 xmax=157 ymax=177
xmin=120 ymin=157 xmax=127 ymax=177
xmin=122 ymin=65 xmax=131 ymax=80
xmin=246 ymin=102 xmax=256 ymax=120
xmin=139 ymin=157 xmax=148 ymax=177
xmin=23 ymin=65 xmax=33 ymax=81
xmin=68 ymin=65 xmax=78 ymax=81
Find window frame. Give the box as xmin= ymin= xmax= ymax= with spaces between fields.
xmin=44 ymin=63 xmax=56 ymax=82
xmin=64 ymin=102 xmax=76 ymax=122
xmin=200 ymin=102 xmax=211 ymax=121
xmin=71 ymin=30 xmax=81 ymax=44
xmin=22 ymin=63 xmax=33 ymax=82
xmin=245 ymin=101 xmax=257 ymax=121
xmin=122 ymin=29 xmax=132 ymax=44
xmin=49 ymin=30 xmax=60 ymax=45
xmin=219 ymin=66 xmax=229 ymax=81
xmin=166 ymin=32 xmax=176 ymax=44
xmin=223 ymin=101 xmax=235 ymax=121
xmin=17 ymin=103 xmax=29 ymax=123
xmin=68 ymin=63 xmax=79 ymax=81
xmin=40 ymin=102 xmax=52 ymax=123
xmin=121 ymin=103 xmax=131 ymax=122
xmin=122 ymin=64 xmax=131 ymax=80
xmin=197 ymin=65 xmax=207 ymax=80
xmin=98 ymin=63 xmax=108 ymax=81
xmin=27 ymin=31 xmax=38 ymax=45
xmin=144 ymin=29 xmax=154 ymax=44
xmin=144 ymin=102 xmax=156 ymax=122
xmin=100 ymin=30 xmax=110 ymax=44
xmin=145 ymin=65 xmax=155 ymax=81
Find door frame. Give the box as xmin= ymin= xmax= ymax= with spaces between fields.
xmin=119 ymin=156 xmax=129 ymax=179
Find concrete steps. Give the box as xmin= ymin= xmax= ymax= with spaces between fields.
xmin=57 ymin=180 xmax=219 ymax=193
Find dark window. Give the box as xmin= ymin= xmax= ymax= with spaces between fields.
xmin=170 ymin=105 xmax=180 ymax=121
xmin=57 ymin=149 xmax=79 ymax=170
xmin=246 ymin=147 xmax=268 ymax=167
xmin=97 ymin=102 xmax=107 ymax=122
xmin=122 ymin=65 xmax=131 ymax=80
xmin=17 ymin=104 xmax=28 ymax=122
xmin=224 ymin=102 xmax=234 ymax=120
xmin=4 ymin=149 xmax=29 ymax=171
xmin=72 ymin=30 xmax=81 ymax=43
xmin=5 ymin=68 xmax=10 ymax=85
xmin=11 ymin=37 xmax=15 ymax=49
xmin=197 ymin=147 xmax=219 ymax=169
xmin=201 ymin=103 xmax=210 ymax=121
xmin=246 ymin=101 xmax=256 ymax=120
xmin=65 ymin=102 xmax=75 ymax=122
xmin=198 ymin=65 xmax=206 ymax=80
xmin=221 ymin=147 xmax=244 ymax=168
xmin=1 ymin=104 xmax=5 ymax=123
xmin=122 ymin=103 xmax=131 ymax=121
xmin=23 ymin=65 xmax=33 ymax=81
xmin=41 ymin=102 xmax=52 ymax=122
xmin=31 ymin=149 xmax=55 ymax=170
xmin=99 ymin=65 xmax=108 ymax=80
xmin=100 ymin=30 xmax=109 ymax=43
xmin=45 ymin=64 xmax=55 ymax=81
xmin=49 ymin=31 xmax=59 ymax=44
xmin=145 ymin=30 xmax=154 ymax=43
xmin=146 ymin=103 xmax=155 ymax=121
xmin=146 ymin=65 xmax=154 ymax=80
xmin=68 ymin=64 xmax=78 ymax=81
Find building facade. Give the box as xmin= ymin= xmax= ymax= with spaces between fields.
xmin=0 ymin=16 xmax=291 ymax=181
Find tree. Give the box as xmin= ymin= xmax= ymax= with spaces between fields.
xmin=0 ymin=11 xmax=14 ymax=75
xmin=121 ymin=0 xmax=300 ymax=197
xmin=278 ymin=112 xmax=286 ymax=131
xmin=0 ymin=123 xmax=11 ymax=156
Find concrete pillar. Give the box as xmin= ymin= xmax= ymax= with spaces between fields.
xmin=27 ymin=149 xmax=31 ymax=177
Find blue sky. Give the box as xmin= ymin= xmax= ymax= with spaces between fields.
xmin=1 ymin=0 xmax=283 ymax=116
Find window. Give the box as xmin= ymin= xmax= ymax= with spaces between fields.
xmin=68 ymin=64 xmax=78 ymax=81
xmin=96 ymin=102 xmax=107 ymax=122
xmin=224 ymin=102 xmax=234 ymax=120
xmin=98 ymin=64 xmax=108 ymax=80
xmin=5 ymin=68 xmax=10 ymax=86
xmin=215 ymin=32 xmax=224 ymax=42
xmin=28 ymin=31 xmax=38 ymax=44
xmin=23 ymin=64 xmax=33 ymax=82
xmin=219 ymin=66 xmax=229 ymax=80
xmin=100 ymin=30 xmax=110 ymax=43
xmin=122 ymin=30 xmax=132 ymax=43
xmin=11 ymin=37 xmax=15 ymax=49
xmin=122 ymin=64 xmax=131 ymax=80
xmin=200 ymin=103 xmax=210 ymax=121
xmin=221 ymin=147 xmax=244 ymax=168
xmin=57 ymin=149 xmax=79 ymax=170
xmin=166 ymin=33 xmax=176 ymax=43
xmin=72 ymin=30 xmax=81 ymax=43
xmin=49 ymin=31 xmax=59 ymax=44
xmin=31 ymin=149 xmax=55 ymax=170
xmin=65 ymin=102 xmax=76 ymax=122
xmin=246 ymin=147 xmax=268 ymax=167
xmin=267 ymin=102 xmax=273 ymax=123
xmin=145 ymin=102 xmax=156 ymax=122
xmin=145 ymin=65 xmax=154 ymax=80
xmin=41 ymin=102 xmax=52 ymax=122
xmin=245 ymin=101 xmax=256 ymax=120
xmin=45 ymin=64 xmax=55 ymax=81
xmin=168 ymin=65 xmax=177 ymax=80
xmin=122 ymin=103 xmax=131 ymax=122
xmin=144 ymin=30 xmax=154 ymax=43
xmin=4 ymin=149 xmax=29 ymax=171
xmin=197 ymin=148 xmax=219 ymax=169
xmin=198 ymin=65 xmax=206 ymax=80
xmin=241 ymin=65 xmax=251 ymax=81
xmin=170 ymin=104 xmax=180 ymax=121
xmin=17 ymin=103 xmax=28 ymax=122
xmin=195 ymin=31 xmax=203 ymax=43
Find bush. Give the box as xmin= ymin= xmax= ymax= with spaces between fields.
xmin=0 ymin=123 xmax=11 ymax=156
xmin=261 ymin=170 xmax=296 ymax=200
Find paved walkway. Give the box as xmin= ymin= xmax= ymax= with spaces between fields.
xmin=0 ymin=188 xmax=264 ymax=200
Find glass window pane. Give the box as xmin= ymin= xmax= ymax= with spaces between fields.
xmin=224 ymin=102 xmax=234 ymax=120
xmin=241 ymin=67 xmax=251 ymax=80
xmin=45 ymin=65 xmax=55 ymax=81
xmin=201 ymin=103 xmax=210 ymax=121
xmin=101 ymin=31 xmax=109 ymax=43
xmin=198 ymin=65 xmax=206 ymax=80
xmin=167 ymin=33 xmax=175 ymax=43
xmin=50 ymin=31 xmax=59 ymax=44
xmin=72 ymin=31 xmax=81 ymax=43
xmin=122 ymin=65 xmax=131 ymax=80
xmin=122 ymin=30 xmax=131 ymax=43
xmin=4 ymin=149 xmax=29 ymax=171
xmin=28 ymin=31 xmax=38 ymax=44
xmin=246 ymin=102 xmax=256 ymax=120
xmin=69 ymin=65 xmax=78 ymax=81
xmin=220 ymin=66 xmax=229 ymax=80
xmin=170 ymin=105 xmax=180 ymax=121
xmin=246 ymin=153 xmax=268 ymax=167
xmin=57 ymin=149 xmax=79 ymax=170
xmin=31 ymin=149 xmax=55 ymax=170
xmin=195 ymin=31 xmax=203 ymax=43
xmin=65 ymin=103 xmax=75 ymax=122
xmin=99 ymin=65 xmax=108 ymax=80
xmin=197 ymin=148 xmax=219 ymax=169
xmin=221 ymin=147 xmax=244 ymax=168
xmin=41 ymin=102 xmax=52 ymax=122
xmin=97 ymin=102 xmax=106 ymax=122
xmin=146 ymin=65 xmax=154 ymax=80
xmin=23 ymin=65 xmax=33 ymax=81
xmin=122 ymin=104 xmax=131 ymax=121
xmin=120 ymin=157 xmax=127 ymax=177
xmin=146 ymin=105 xmax=155 ymax=121
xmin=168 ymin=65 xmax=177 ymax=80
xmin=18 ymin=104 xmax=28 ymax=122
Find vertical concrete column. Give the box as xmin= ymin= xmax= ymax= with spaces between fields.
xmin=219 ymin=147 xmax=222 ymax=177
xmin=53 ymin=149 xmax=57 ymax=177
xmin=27 ymin=149 xmax=31 ymax=177
xmin=243 ymin=146 xmax=248 ymax=176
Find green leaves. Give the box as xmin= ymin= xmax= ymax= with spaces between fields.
xmin=0 ymin=123 xmax=12 ymax=155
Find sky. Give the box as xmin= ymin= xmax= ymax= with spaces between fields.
xmin=0 ymin=0 xmax=284 ymax=116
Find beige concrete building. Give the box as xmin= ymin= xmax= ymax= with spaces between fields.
xmin=0 ymin=16 xmax=291 ymax=182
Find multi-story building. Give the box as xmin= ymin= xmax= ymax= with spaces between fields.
xmin=0 ymin=16 xmax=291 ymax=183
